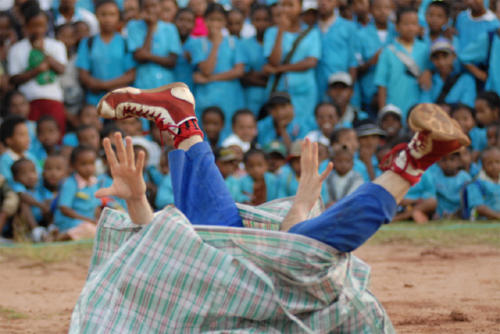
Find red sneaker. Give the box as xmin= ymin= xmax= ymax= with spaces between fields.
xmin=380 ymin=104 xmax=470 ymax=185
xmin=97 ymin=83 xmax=200 ymax=140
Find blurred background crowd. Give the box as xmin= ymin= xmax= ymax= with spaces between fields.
xmin=0 ymin=0 xmax=499 ymax=243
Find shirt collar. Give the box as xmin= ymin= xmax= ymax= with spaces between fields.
xmin=479 ymin=169 xmax=500 ymax=184
xmin=75 ymin=173 xmax=97 ymax=189
xmin=6 ymin=149 xmax=22 ymax=161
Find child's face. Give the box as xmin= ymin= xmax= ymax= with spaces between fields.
xmin=270 ymin=103 xmax=294 ymax=127
xmin=482 ymin=149 xmax=500 ymax=180
xmin=227 ymin=11 xmax=244 ymax=36
xmin=318 ymin=0 xmax=337 ymax=18
xmin=270 ymin=4 xmax=282 ymax=26
xmin=160 ymin=0 xmax=178 ymax=23
xmin=267 ymin=153 xmax=286 ymax=173
xmin=397 ymin=12 xmax=419 ymax=41
xmin=251 ymin=8 xmax=271 ymax=34
xmin=56 ymin=25 xmax=76 ymax=50
xmin=337 ymin=130 xmax=359 ymax=153
xmin=316 ymin=104 xmax=338 ymax=137
xmin=74 ymin=21 xmax=91 ymax=41
xmin=371 ymin=0 xmax=392 ymax=24
xmin=38 ymin=120 xmax=61 ymax=149
xmin=327 ymin=84 xmax=352 ymax=109
xmin=426 ymin=5 xmax=448 ymax=33
xmin=7 ymin=123 xmax=30 ymax=154
xmin=352 ymin=0 xmax=369 ymax=17
xmin=96 ymin=2 xmax=120 ymax=33
xmin=43 ymin=156 xmax=67 ymax=188
xmin=380 ymin=114 xmax=402 ymax=137
xmin=206 ymin=11 xmax=226 ymax=35
xmin=15 ymin=160 xmax=38 ymax=189
xmin=202 ymin=112 xmax=224 ymax=141
xmin=334 ymin=151 xmax=353 ymax=176
xmin=79 ymin=106 xmax=102 ymax=130
xmin=216 ymin=159 xmax=237 ymax=178
xmin=234 ymin=114 xmax=257 ymax=143
xmin=452 ymin=108 xmax=475 ymax=134
xmin=175 ymin=11 xmax=195 ymax=37
xmin=0 ymin=16 xmax=12 ymax=42
xmin=438 ymin=153 xmax=460 ymax=176
xmin=78 ymin=128 xmax=100 ymax=151
xmin=245 ymin=153 xmax=268 ymax=180
xmin=358 ymin=134 xmax=380 ymax=152
xmin=123 ymin=0 xmax=140 ymax=22
xmin=280 ymin=0 xmax=302 ymax=20
xmin=25 ymin=13 xmax=48 ymax=41
xmin=189 ymin=0 xmax=207 ymax=17
xmin=9 ymin=93 xmax=30 ymax=118
xmin=117 ymin=118 xmax=142 ymax=136
xmin=475 ymin=99 xmax=499 ymax=126
xmin=74 ymin=150 xmax=96 ymax=180
xmin=142 ymin=0 xmax=161 ymax=22
xmin=487 ymin=126 xmax=499 ymax=147
xmin=431 ymin=51 xmax=455 ymax=75
xmin=458 ymin=146 xmax=472 ymax=169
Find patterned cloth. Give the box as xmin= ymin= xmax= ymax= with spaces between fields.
xmin=70 ymin=198 xmax=395 ymax=333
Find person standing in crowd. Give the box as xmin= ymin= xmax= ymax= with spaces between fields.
xmin=264 ymin=0 xmax=321 ymax=133
xmin=455 ymin=0 xmax=499 ymax=52
xmin=53 ymin=0 xmax=99 ymax=36
xmin=126 ymin=0 xmax=181 ymax=90
xmin=77 ymin=0 xmax=135 ymax=107
xmin=191 ymin=3 xmax=246 ymax=139
xmin=173 ymin=8 xmax=196 ymax=91
xmin=8 ymin=1 xmax=68 ymax=133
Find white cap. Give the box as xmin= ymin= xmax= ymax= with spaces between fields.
xmin=302 ymin=0 xmax=318 ymax=11
xmin=328 ymin=72 xmax=353 ymax=87
xmin=378 ymin=104 xmax=402 ymax=121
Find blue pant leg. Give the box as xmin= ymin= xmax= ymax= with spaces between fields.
xmin=168 ymin=141 xmax=243 ymax=227
xmin=289 ymin=183 xmax=396 ymax=252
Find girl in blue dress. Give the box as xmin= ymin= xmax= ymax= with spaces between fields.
xmin=263 ymin=0 xmax=321 ymax=133
xmin=191 ymin=3 xmax=246 ymax=139
xmin=174 ymin=8 xmax=197 ymax=91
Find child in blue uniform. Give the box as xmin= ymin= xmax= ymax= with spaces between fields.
xmin=174 ymin=8 xmax=197 ymax=91
xmin=154 ymin=150 xmax=175 ymax=210
xmin=374 ymin=7 xmax=431 ymax=121
xmin=264 ymin=0 xmax=321 ymax=132
xmin=475 ymin=91 xmax=500 ymax=128
xmin=240 ymin=149 xmax=279 ymax=205
xmin=54 ymin=146 xmax=101 ymax=240
xmin=241 ymin=5 xmax=271 ymax=116
xmin=394 ymin=170 xmax=437 ymax=223
xmin=192 ymin=3 xmax=246 ymax=139
xmin=215 ymin=147 xmax=245 ymax=202
xmin=433 ymin=152 xmax=472 ymax=218
xmin=450 ymin=104 xmax=487 ymax=160
xmin=421 ymin=38 xmax=476 ymax=107
xmin=466 ymin=146 xmax=500 ymax=220
xmin=29 ymin=116 xmax=62 ymax=166
xmin=126 ymin=0 xmax=182 ymax=89
xmin=76 ymin=0 xmax=135 ymax=106
xmin=455 ymin=0 xmax=499 ymax=52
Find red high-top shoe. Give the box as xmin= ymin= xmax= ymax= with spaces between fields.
xmin=380 ymin=103 xmax=470 ymax=185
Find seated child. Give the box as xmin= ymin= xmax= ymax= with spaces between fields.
xmin=0 ymin=175 xmax=19 ymax=240
xmin=330 ymin=127 xmax=370 ymax=181
xmin=305 ymin=102 xmax=339 ymax=146
xmin=240 ymin=148 xmax=279 ymax=205
xmin=394 ymin=170 xmax=437 ymax=223
xmin=5 ymin=91 xmax=36 ymax=143
xmin=465 ymin=146 xmax=500 ymax=220
xmin=475 ymin=91 xmax=500 ymax=128
xmin=486 ymin=124 xmax=500 ymax=147
xmin=0 ymin=115 xmax=40 ymax=185
xmin=54 ymin=146 xmax=101 ymax=240
xmin=116 ymin=118 xmax=143 ymax=137
xmin=29 ymin=116 xmax=61 ymax=165
xmin=356 ymin=122 xmax=386 ymax=181
xmin=201 ymin=106 xmax=225 ymax=150
xmin=433 ymin=151 xmax=472 ymax=218
xmin=263 ymin=140 xmax=287 ymax=176
xmin=325 ymin=146 xmax=364 ymax=206
xmin=458 ymin=146 xmax=481 ymax=178
xmin=62 ymin=104 xmax=102 ymax=147
xmin=154 ymin=148 xmax=175 ymax=209
xmin=450 ymin=103 xmax=487 ymax=160
xmin=214 ymin=147 xmax=244 ymax=202
xmin=378 ymin=104 xmax=407 ymax=147
xmin=222 ymin=109 xmax=257 ymax=153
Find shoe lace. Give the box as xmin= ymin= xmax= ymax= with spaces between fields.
xmin=379 ymin=143 xmax=408 ymax=171
xmin=123 ymin=105 xmax=179 ymax=146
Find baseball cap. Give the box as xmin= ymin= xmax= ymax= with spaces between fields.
xmin=288 ymin=140 xmax=303 ymax=159
xmin=328 ymin=72 xmax=353 ymax=87
xmin=215 ymin=147 xmax=238 ymax=162
xmin=263 ymin=140 xmax=287 ymax=158
xmin=355 ymin=122 xmax=386 ymax=137
xmin=378 ymin=104 xmax=403 ymax=122
xmin=267 ymin=91 xmax=292 ymax=106
xmin=430 ymin=38 xmax=455 ymax=56
xmin=302 ymin=0 xmax=317 ymax=11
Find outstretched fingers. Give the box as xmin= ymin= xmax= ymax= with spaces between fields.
xmin=125 ymin=136 xmax=135 ymax=169
xmin=103 ymin=137 xmax=118 ymax=171
xmin=135 ymin=150 xmax=145 ymax=175
xmin=319 ymin=162 xmax=334 ymax=183
xmin=114 ymin=132 xmax=127 ymax=165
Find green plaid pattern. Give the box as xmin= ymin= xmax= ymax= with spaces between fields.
xmin=70 ymin=201 xmax=395 ymax=333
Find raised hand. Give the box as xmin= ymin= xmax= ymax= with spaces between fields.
xmin=95 ymin=132 xmax=147 ymax=201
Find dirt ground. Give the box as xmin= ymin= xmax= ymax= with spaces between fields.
xmin=1 ymin=244 xmax=499 ymax=334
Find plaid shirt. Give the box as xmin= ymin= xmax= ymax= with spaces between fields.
xmin=70 ymin=198 xmax=395 ymax=333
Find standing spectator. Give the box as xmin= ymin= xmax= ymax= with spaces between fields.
xmin=192 ymin=3 xmax=246 ymax=139
xmin=54 ymin=0 xmax=99 ymax=36
xmin=189 ymin=0 xmax=208 ymax=37
xmin=77 ymin=0 xmax=135 ymax=106
xmin=8 ymin=1 xmax=68 ymax=133
xmin=227 ymin=9 xmax=245 ymax=38
xmin=264 ymin=0 xmax=321 ymax=132
xmin=232 ymin=0 xmax=256 ymax=38
xmin=455 ymin=0 xmax=499 ymax=52
xmin=241 ymin=4 xmax=271 ymax=116
xmin=160 ymin=0 xmax=178 ymax=23
xmin=122 ymin=0 xmax=139 ymax=24
xmin=126 ymin=0 xmax=181 ymax=89
xmin=0 ymin=11 xmax=17 ymax=101
xmin=173 ymin=8 xmax=196 ymax=91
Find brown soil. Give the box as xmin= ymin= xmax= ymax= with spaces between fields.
xmin=1 ymin=244 xmax=499 ymax=333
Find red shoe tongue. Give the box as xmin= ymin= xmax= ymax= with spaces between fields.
xmin=412 ymin=139 xmax=462 ymax=170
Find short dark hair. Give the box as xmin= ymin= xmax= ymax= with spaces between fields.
xmin=202 ymin=106 xmax=225 ymax=123
xmin=0 ymin=115 xmax=27 ymax=145
xmin=330 ymin=127 xmax=354 ymax=145
xmin=204 ymin=3 xmax=227 ymax=18
xmin=427 ymin=0 xmax=451 ymax=17
xmin=21 ymin=0 xmax=47 ymax=24
xmin=243 ymin=148 xmax=266 ymax=164
xmin=95 ymin=0 xmax=120 ymax=11
xmin=481 ymin=146 xmax=500 ymax=161
xmin=396 ymin=6 xmax=418 ymax=24
xmin=176 ymin=7 xmax=194 ymax=19
xmin=314 ymin=102 xmax=339 ymax=118
xmin=36 ymin=115 xmax=59 ymax=133
xmin=232 ymin=109 xmax=256 ymax=126
xmin=250 ymin=4 xmax=271 ymax=18
xmin=450 ymin=103 xmax=474 ymax=118
xmin=477 ymin=91 xmax=500 ymax=110
xmin=11 ymin=158 xmax=34 ymax=179
xmin=70 ymin=145 xmax=95 ymax=165
xmin=54 ymin=22 xmax=74 ymax=36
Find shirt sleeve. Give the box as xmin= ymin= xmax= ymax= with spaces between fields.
xmin=167 ymin=24 xmax=182 ymax=56
xmin=50 ymin=39 xmax=68 ymax=66
xmin=374 ymin=47 xmax=390 ymax=88
xmin=126 ymin=21 xmax=145 ymax=53
xmin=7 ymin=43 xmax=25 ymax=76
xmin=58 ymin=177 xmax=77 ymax=208
xmin=75 ymin=37 xmax=91 ymax=71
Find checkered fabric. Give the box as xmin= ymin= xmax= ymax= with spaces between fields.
xmin=70 ymin=200 xmax=395 ymax=334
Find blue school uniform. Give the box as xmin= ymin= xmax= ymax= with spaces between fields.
xmin=277 ymin=167 xmax=329 ymax=203
xmin=469 ymin=127 xmax=488 ymax=152
xmin=374 ymin=39 xmax=430 ymax=121
xmin=174 ymin=37 xmax=197 ymax=92
xmin=405 ymin=170 xmax=436 ymax=201
xmin=51 ymin=0 xmax=124 ymax=13
xmin=126 ymin=20 xmax=182 ymax=89
xmin=256 ymin=116 xmax=306 ymax=147
xmin=455 ymin=9 xmax=499 ymax=52
xmin=459 ymin=31 xmax=500 ymax=97
xmin=11 ymin=182 xmax=44 ymax=222
xmin=264 ymin=26 xmax=321 ymax=132
xmin=155 ymin=173 xmax=174 ymax=209
xmin=0 ymin=150 xmax=41 ymax=186
xmin=225 ymin=176 xmax=247 ymax=203
xmin=62 ymin=132 xmax=79 ymax=147
xmin=355 ymin=21 xmax=397 ymax=107
xmin=54 ymin=174 xmax=101 ymax=232
xmin=191 ymin=35 xmax=246 ymax=139
xmin=420 ymin=72 xmax=476 ymax=107
xmin=466 ymin=175 xmax=500 ymax=216
xmin=316 ymin=17 xmax=357 ymax=100
xmin=239 ymin=172 xmax=279 ymax=202
xmin=76 ymin=33 xmax=135 ymax=106
xmin=241 ymin=36 xmax=267 ymax=116
xmin=433 ymin=168 xmax=471 ymax=217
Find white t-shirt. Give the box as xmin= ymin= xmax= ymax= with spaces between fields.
xmin=8 ymin=38 xmax=68 ymax=102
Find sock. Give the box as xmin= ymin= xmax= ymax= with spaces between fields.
xmin=174 ymin=119 xmax=204 ymax=148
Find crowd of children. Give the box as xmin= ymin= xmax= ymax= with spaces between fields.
xmin=0 ymin=0 xmax=500 ymax=242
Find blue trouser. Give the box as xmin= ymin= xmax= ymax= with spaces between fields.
xmin=169 ymin=142 xmax=397 ymax=252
